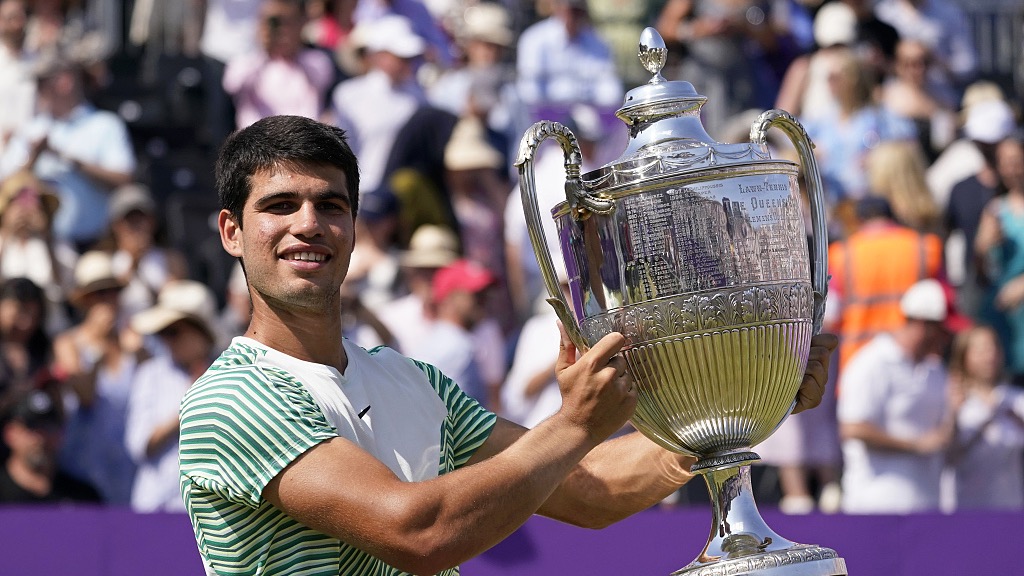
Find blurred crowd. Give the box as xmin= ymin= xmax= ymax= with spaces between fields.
xmin=0 ymin=0 xmax=1022 ymax=518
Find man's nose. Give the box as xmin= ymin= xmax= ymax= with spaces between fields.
xmin=292 ymin=202 xmax=323 ymax=236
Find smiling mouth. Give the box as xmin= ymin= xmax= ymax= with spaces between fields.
xmin=282 ymin=252 xmax=329 ymax=262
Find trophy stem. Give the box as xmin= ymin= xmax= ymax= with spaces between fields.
xmin=672 ymin=461 xmax=847 ymax=576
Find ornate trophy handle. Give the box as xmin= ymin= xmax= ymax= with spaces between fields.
xmin=750 ymin=110 xmax=829 ymax=335
xmin=514 ymin=121 xmax=612 ymax=351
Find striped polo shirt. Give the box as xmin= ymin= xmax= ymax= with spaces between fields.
xmin=179 ymin=337 xmax=496 ymax=575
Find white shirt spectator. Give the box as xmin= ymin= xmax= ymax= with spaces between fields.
xmin=0 ymin=105 xmax=136 ymax=244
xmin=515 ymin=16 xmax=623 ymax=111
xmin=331 ymin=69 xmax=425 ymax=193
xmin=199 ymin=0 xmax=261 ymax=64
xmin=124 ymin=353 xmax=191 ymax=512
xmin=838 ymin=332 xmax=948 ymax=513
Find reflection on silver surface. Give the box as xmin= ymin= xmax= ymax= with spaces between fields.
xmin=516 ymin=26 xmax=844 ymax=576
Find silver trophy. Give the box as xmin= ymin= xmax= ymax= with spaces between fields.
xmin=516 ymin=28 xmax=847 ymax=576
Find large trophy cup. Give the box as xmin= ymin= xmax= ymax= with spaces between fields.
xmin=516 ymin=28 xmax=847 ymax=576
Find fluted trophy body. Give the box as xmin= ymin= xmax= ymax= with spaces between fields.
xmin=516 ymin=28 xmax=846 ymax=576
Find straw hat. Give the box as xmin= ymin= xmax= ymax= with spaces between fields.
xmin=399 ymin=224 xmax=460 ymax=268
xmin=108 ymin=183 xmax=156 ymax=221
xmin=130 ymin=280 xmax=218 ymax=341
xmin=71 ymin=251 xmax=124 ymax=304
xmin=460 ymin=3 xmax=514 ymax=47
xmin=444 ymin=117 xmax=503 ymax=171
xmin=0 ymin=171 xmax=60 ymax=218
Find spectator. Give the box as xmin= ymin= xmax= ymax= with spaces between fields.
xmin=330 ymin=14 xmax=427 ymax=194
xmin=0 ymin=0 xmax=34 ymax=157
xmin=503 ymin=103 xmax=603 ymax=323
xmin=102 ymin=183 xmax=188 ymax=321
xmin=879 ymin=39 xmax=957 ymax=163
xmin=0 ymin=387 xmax=101 ymax=503
xmin=865 ymin=140 xmax=941 ymax=234
xmin=197 ymin=0 xmax=263 ymax=146
xmin=301 ymin=0 xmax=355 ymax=52
xmin=52 ymin=251 xmax=142 ymax=505
xmin=838 ymin=278 xmax=954 ymax=514
xmin=222 ymin=0 xmax=337 ymax=130
xmin=974 ymin=135 xmax=1024 ymax=383
xmin=946 ymin=325 xmax=1024 ymax=511
xmin=928 ymin=83 xmax=1017 ymax=211
xmin=405 ymin=259 xmax=495 ymax=406
xmin=377 ymin=223 xmax=460 ymax=355
xmin=826 ymin=196 xmax=944 ymax=371
xmin=344 ymin=188 xmax=401 ymax=311
xmin=0 ymin=170 xmax=76 ymax=333
xmin=125 ymin=280 xmax=219 ymax=512
xmin=516 ymin=0 xmax=623 ymax=117
xmin=0 ymin=278 xmax=55 ymax=397
xmin=0 ymin=50 xmax=136 ymax=251
xmin=656 ymin=0 xmax=794 ymax=138
xmin=443 ymin=116 xmax=510 ymax=326
xmin=775 ymin=0 xmax=859 ymax=122
xmin=800 ymin=46 xmax=916 ymax=219
xmin=873 ymin=0 xmax=976 ymax=90
xmin=428 ymin=2 xmax=515 ymax=126
xmin=501 ymin=273 xmax=568 ymax=428
xmin=938 ymin=96 xmax=1018 ymax=320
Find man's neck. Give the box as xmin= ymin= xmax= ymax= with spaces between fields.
xmin=246 ymin=302 xmax=348 ymax=372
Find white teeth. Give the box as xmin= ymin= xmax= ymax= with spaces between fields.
xmin=284 ymin=252 xmax=325 ymax=262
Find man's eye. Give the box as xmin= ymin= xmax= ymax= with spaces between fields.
xmin=319 ymin=201 xmax=349 ymax=213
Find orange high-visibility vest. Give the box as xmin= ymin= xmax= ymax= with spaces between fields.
xmin=829 ymin=224 xmax=944 ymax=370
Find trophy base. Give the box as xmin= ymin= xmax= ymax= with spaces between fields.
xmin=670 ymin=544 xmax=847 ymax=576
xmin=673 ymin=461 xmax=847 ymax=576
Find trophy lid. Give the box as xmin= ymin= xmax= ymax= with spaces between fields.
xmin=613 ymin=28 xmax=716 ymax=152
xmin=578 ymin=27 xmax=775 ymax=194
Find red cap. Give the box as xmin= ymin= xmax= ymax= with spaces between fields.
xmin=431 ymin=259 xmax=495 ymax=303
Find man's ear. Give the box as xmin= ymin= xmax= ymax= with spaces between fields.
xmin=218 ymin=210 xmax=243 ymax=258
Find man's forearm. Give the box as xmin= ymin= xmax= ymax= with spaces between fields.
xmin=539 ymin=430 xmax=696 ymax=528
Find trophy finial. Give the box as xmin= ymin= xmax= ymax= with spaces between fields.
xmin=638 ymin=27 xmax=668 ymax=83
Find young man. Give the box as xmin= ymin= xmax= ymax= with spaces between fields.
xmin=179 ymin=114 xmax=838 ymax=576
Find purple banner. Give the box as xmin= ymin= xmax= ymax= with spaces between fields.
xmin=0 ymin=506 xmax=1018 ymax=575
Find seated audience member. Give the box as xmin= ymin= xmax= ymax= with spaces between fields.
xmin=0 ymin=388 xmax=100 ymax=503
xmin=0 ymin=171 xmax=75 ymax=333
xmin=946 ymin=325 xmax=1024 ymax=511
xmin=125 ymin=281 xmax=219 ymax=512
xmin=404 ymin=259 xmax=495 ymax=407
xmin=975 ymin=136 xmax=1024 ymax=383
xmin=838 ymin=279 xmax=954 ymax=514
xmin=52 ymin=251 xmax=142 ymax=505
xmin=0 ymin=50 xmax=136 ymax=250
xmin=222 ymin=0 xmax=337 ymax=129
xmin=103 ymin=183 xmax=188 ymax=321
xmin=0 ymin=278 xmax=54 ymax=397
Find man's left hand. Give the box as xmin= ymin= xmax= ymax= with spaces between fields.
xmin=792 ymin=333 xmax=839 ymax=414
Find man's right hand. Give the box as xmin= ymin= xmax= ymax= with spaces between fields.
xmin=553 ymin=324 xmax=637 ymax=444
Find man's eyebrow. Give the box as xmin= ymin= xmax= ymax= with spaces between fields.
xmin=253 ymin=189 xmax=351 ymax=207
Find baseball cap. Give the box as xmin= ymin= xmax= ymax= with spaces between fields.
xmin=1 ymin=389 xmax=62 ymax=429
xmin=431 ymin=259 xmax=495 ymax=303
xmin=900 ymin=279 xmax=947 ymax=322
xmin=358 ymin=189 xmax=399 ymax=221
xmin=963 ymin=100 xmax=1017 ymax=145
xmin=109 ymin=183 xmax=156 ymax=221
xmin=364 ymin=15 xmax=425 ymax=59
xmin=131 ymin=280 xmax=219 ymax=341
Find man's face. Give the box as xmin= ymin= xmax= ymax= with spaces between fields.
xmin=0 ymin=0 xmax=27 ymax=44
xmin=159 ymin=320 xmax=213 ymax=366
xmin=219 ymin=162 xmax=355 ymax=314
xmin=3 ymin=418 xmax=62 ymax=472
xmin=259 ymin=0 xmax=304 ymax=58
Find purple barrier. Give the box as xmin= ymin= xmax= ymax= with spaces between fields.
xmin=0 ymin=505 xmax=1018 ymax=575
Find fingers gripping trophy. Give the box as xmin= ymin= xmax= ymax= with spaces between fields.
xmin=516 ymin=28 xmax=847 ymax=576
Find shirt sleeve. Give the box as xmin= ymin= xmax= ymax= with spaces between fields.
xmin=178 ymin=366 xmax=338 ymax=507
xmin=408 ymin=357 xmax=497 ymax=469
